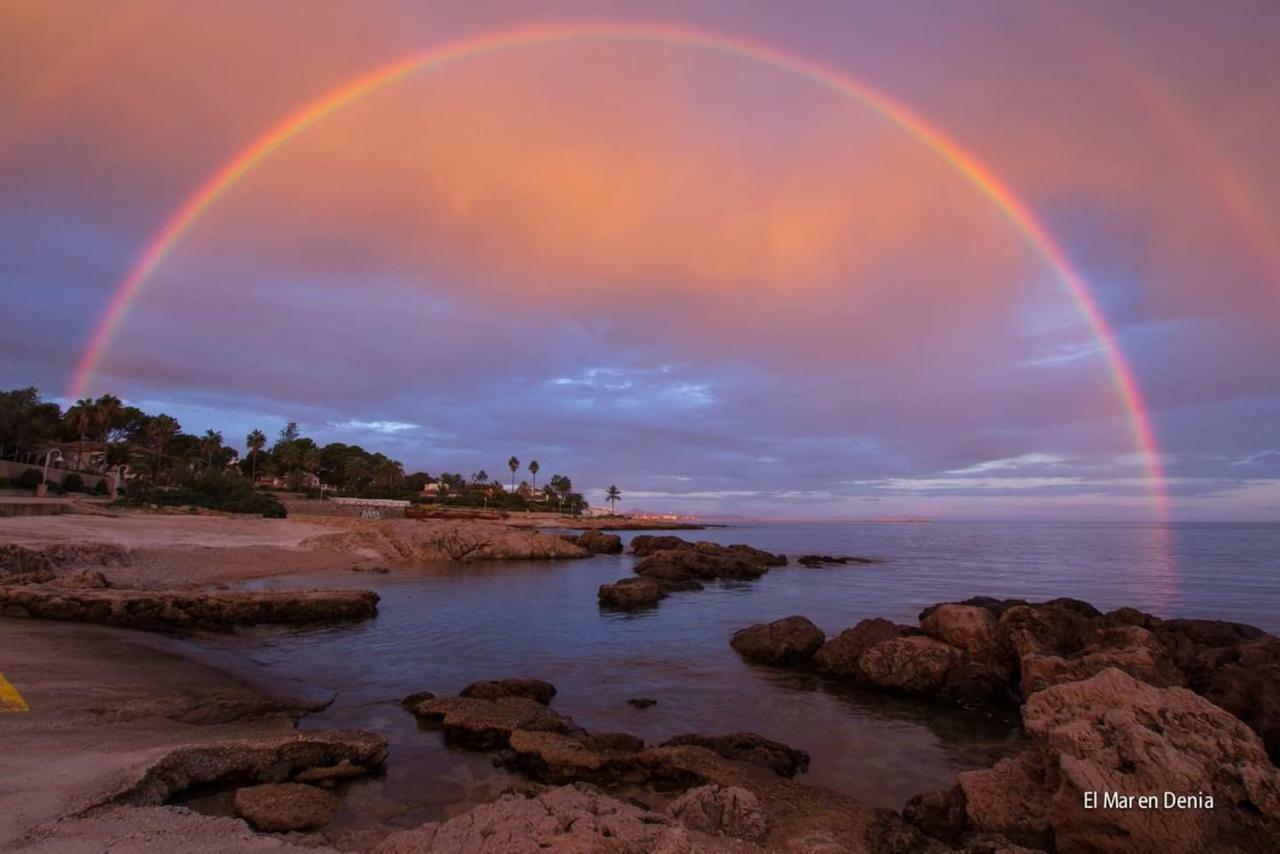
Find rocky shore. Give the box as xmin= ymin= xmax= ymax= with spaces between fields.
xmin=598 ymin=535 xmax=786 ymax=609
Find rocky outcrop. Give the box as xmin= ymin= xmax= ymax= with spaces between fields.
xmin=1186 ymin=636 xmax=1280 ymax=763
xmin=404 ymin=694 xmax=582 ymax=750
xmin=0 ymin=585 xmax=378 ymax=629
xmin=559 ymin=530 xmax=624 ymax=554
xmin=371 ymin=784 xmax=749 ymax=853
xmin=667 ymin=784 xmax=770 ymax=842
xmin=859 ymin=636 xmax=963 ymax=695
xmin=598 ymin=577 xmax=667 ymax=609
xmin=813 ymin=618 xmax=912 ymax=679
xmin=661 ymin=733 xmax=810 ymax=778
xmin=322 ymin=518 xmax=591 ymax=562
xmin=794 ymin=554 xmax=876 ymax=567
xmin=634 ymin=549 xmax=770 ymax=584
xmin=232 ymin=782 xmax=337 ymax=832
xmin=0 ymin=542 xmax=131 ymax=575
xmin=907 ymin=669 xmax=1280 ymax=853
xmin=107 ymin=730 xmax=389 ymax=807
xmin=460 ymin=678 xmax=557 ymax=705
xmin=729 ymin=616 xmax=825 ymax=665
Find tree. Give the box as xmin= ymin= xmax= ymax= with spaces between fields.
xmin=279 ymin=422 xmax=300 ymax=443
xmin=508 ymin=456 xmax=520 ymax=491
xmin=145 ymin=414 xmax=181 ymax=481
xmin=547 ymin=474 xmax=572 ymax=513
xmin=201 ymin=429 xmax=223 ymax=470
xmin=65 ymin=397 xmax=95 ymax=467
xmin=92 ymin=394 xmax=125 ymax=443
xmin=246 ymin=429 xmax=267 ymax=483
xmin=606 ymin=484 xmax=622 ymax=514
xmin=472 ymin=470 xmax=489 ymax=486
xmin=528 ymin=459 xmax=539 ymax=487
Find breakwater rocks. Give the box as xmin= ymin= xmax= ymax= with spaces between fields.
xmin=730 ymin=598 xmax=1280 ymax=852
xmin=598 ymin=536 xmax=786 ymax=610
xmin=0 ymin=585 xmax=379 ymax=629
xmin=399 ymin=678 xmax=927 ymax=851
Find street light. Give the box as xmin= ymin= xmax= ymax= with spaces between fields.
xmin=39 ymin=449 xmax=63 ymax=497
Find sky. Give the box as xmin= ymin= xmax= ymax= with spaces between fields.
xmin=2 ymin=1 xmax=1278 ymax=521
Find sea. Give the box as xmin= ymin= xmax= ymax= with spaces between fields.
xmin=178 ymin=520 xmax=1280 ymax=834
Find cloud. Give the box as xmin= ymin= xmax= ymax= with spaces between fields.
xmin=328 ymin=420 xmax=422 ymax=435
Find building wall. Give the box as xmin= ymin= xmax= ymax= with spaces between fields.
xmin=0 ymin=460 xmax=114 ymax=492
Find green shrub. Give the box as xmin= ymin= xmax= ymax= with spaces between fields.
xmin=16 ymin=468 xmax=43 ymax=489
xmin=93 ymin=480 xmax=111 ymax=495
xmin=61 ymin=473 xmax=85 ymax=493
xmin=0 ymin=477 xmax=10 ymax=489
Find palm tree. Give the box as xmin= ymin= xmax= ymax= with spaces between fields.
xmin=92 ymin=394 xmax=124 ymax=443
xmin=65 ymin=398 xmax=94 ymax=468
xmin=146 ymin=414 xmax=180 ymax=481
xmin=605 ymin=484 xmax=621 ymax=514
xmin=508 ymin=456 xmax=519 ymax=491
xmin=472 ymin=470 xmax=489 ymax=486
xmin=528 ymin=459 xmax=539 ymax=488
xmin=246 ymin=429 xmax=267 ymax=483
xmin=201 ymin=429 xmax=223 ymax=470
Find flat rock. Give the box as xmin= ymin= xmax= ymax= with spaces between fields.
xmin=405 ymin=694 xmax=580 ymax=749
xmin=661 ymin=732 xmax=810 ymax=778
xmin=233 ymin=782 xmax=336 ymax=832
xmin=460 ymin=678 xmax=557 ymax=705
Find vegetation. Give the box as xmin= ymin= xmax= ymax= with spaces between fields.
xmin=0 ymin=387 xmax=594 ymax=515
xmin=606 ymin=484 xmax=622 ymax=514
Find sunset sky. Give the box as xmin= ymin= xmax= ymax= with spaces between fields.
xmin=2 ymin=1 xmax=1277 ymax=520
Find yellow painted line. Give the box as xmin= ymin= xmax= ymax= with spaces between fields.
xmin=0 ymin=673 xmax=29 ymax=712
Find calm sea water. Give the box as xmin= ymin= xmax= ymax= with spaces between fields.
xmin=181 ymin=521 xmax=1280 ymax=834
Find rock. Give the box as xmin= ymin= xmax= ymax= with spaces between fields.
xmin=1153 ymin=617 xmax=1270 ymax=670
xmin=661 ymin=732 xmax=810 ymax=778
xmin=629 ymin=535 xmax=693 ymax=556
xmin=858 ymin=635 xmax=963 ymax=695
xmin=371 ymin=784 xmax=742 ymax=853
xmin=943 ymin=669 xmax=1280 ymax=853
xmin=814 ymin=618 xmax=912 ymax=679
xmin=404 ymin=694 xmax=581 ymax=749
xmin=292 ymin=758 xmax=367 ymax=785
xmin=330 ymin=518 xmax=591 ymax=562
xmin=920 ymin=604 xmax=1008 ymax=671
xmin=232 ymin=782 xmax=337 ymax=832
xmin=460 ymin=678 xmax=557 ymax=706
xmin=627 ymin=697 xmax=657 ymax=709
xmin=110 ymin=730 xmax=389 ymax=807
xmin=0 ymin=586 xmax=379 ymax=630
xmin=939 ymin=660 xmax=1018 ymax=707
xmin=563 ymin=530 xmax=624 ymax=555
xmin=730 ymin=616 xmax=825 ymax=665
xmin=1018 ymin=625 xmax=1183 ymax=698
xmin=667 ymin=784 xmax=769 ymax=842
xmin=598 ymin=577 xmax=667 ymax=610
xmin=635 ymin=550 xmax=769 ymax=583
xmin=50 ymin=568 xmax=112 ymax=589
xmin=1188 ymin=637 xmax=1280 ymax=763
xmin=998 ymin=601 xmax=1094 ymax=660
xmin=581 ymin=732 xmax=646 ymax=753
xmin=352 ymin=565 xmax=391 ymax=574
xmin=919 ymin=597 xmax=1027 ymax=622
xmin=630 ymin=559 xmax=706 ymax=591
xmin=794 ymin=554 xmax=875 ymax=567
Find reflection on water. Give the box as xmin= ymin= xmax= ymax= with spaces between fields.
xmin=181 ymin=521 xmax=1279 ymax=832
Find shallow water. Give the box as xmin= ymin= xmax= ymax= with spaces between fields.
xmin=182 ymin=521 xmax=1280 ymax=833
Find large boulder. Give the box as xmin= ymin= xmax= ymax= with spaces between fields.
xmin=629 ymin=535 xmax=692 ymax=556
xmin=813 ymin=618 xmax=911 ymax=679
xmin=919 ymin=597 xmax=1028 ymax=622
xmin=232 ymin=782 xmax=337 ymax=832
xmin=1018 ymin=625 xmax=1183 ymax=698
xmin=730 ymin=616 xmax=825 ymax=665
xmin=635 ymin=550 xmax=769 ymax=583
xmin=666 ymin=784 xmax=769 ymax=842
xmin=924 ymin=669 xmax=1280 ymax=852
xmin=371 ymin=784 xmax=742 ymax=853
xmin=1187 ymin=637 xmax=1280 ymax=763
xmin=598 ymin=577 xmax=667 ymax=610
xmin=661 ymin=732 xmax=810 ymax=778
xmin=920 ymin=604 xmax=1009 ymax=671
xmin=858 ymin=636 xmax=963 ymax=695
xmin=998 ymin=601 xmax=1096 ymax=660
xmin=563 ymin=530 xmax=624 ymax=555
xmin=460 ymin=678 xmax=557 ymax=706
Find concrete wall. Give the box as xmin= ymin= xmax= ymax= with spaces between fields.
xmin=280 ymin=499 xmax=406 ymax=519
xmin=0 ymin=460 xmax=114 ymax=492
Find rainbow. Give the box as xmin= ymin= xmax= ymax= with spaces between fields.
xmin=66 ymin=21 xmax=1168 ymax=516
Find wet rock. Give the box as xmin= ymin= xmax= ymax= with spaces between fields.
xmin=630 ymin=559 xmax=706 ymax=590
xmin=661 ymin=732 xmax=810 ymax=778
xmin=998 ymin=601 xmax=1094 ymax=660
xmin=629 ymin=534 xmax=693 ymax=556
xmin=581 ymin=732 xmax=646 ymax=753
xmin=404 ymin=694 xmax=581 ymax=749
xmin=627 ymin=697 xmax=657 ymax=709
xmin=814 ymin=618 xmax=912 ymax=679
xmin=635 ymin=550 xmax=769 ymax=583
xmin=370 ymin=784 xmax=741 ymax=853
xmin=292 ymin=758 xmax=367 ymax=785
xmin=352 ymin=565 xmax=391 ymax=574
xmin=939 ymin=660 xmax=1019 ymax=707
xmin=794 ymin=554 xmax=875 ymax=567
xmin=460 ymin=678 xmax=557 ymax=706
xmin=598 ymin=577 xmax=666 ymax=609
xmin=233 ymin=782 xmax=337 ymax=832
xmin=859 ymin=635 xmax=963 ymax=695
xmin=667 ymin=784 xmax=769 ymax=842
xmin=730 ymin=616 xmax=825 ymax=665
xmin=561 ymin=530 xmax=624 ymax=555
xmin=108 ymin=730 xmax=389 ymax=807
xmin=0 ymin=586 xmax=379 ymax=630
xmin=940 ymin=669 xmax=1280 ymax=853
xmin=919 ymin=597 xmax=1028 ymax=622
